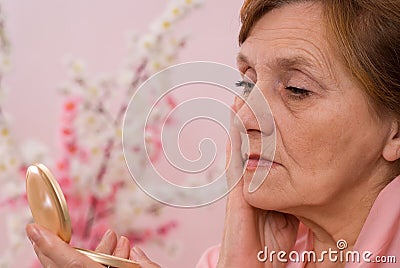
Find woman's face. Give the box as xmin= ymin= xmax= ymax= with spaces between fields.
xmin=236 ymin=2 xmax=392 ymax=213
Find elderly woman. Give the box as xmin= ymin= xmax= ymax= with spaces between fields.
xmin=26 ymin=0 xmax=400 ymax=267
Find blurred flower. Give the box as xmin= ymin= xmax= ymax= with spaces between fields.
xmin=62 ymin=56 xmax=87 ymax=81
xmin=6 ymin=207 xmax=31 ymax=247
xmin=20 ymin=140 xmax=50 ymax=165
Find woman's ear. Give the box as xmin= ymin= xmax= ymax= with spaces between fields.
xmin=383 ymin=120 xmax=400 ymax=162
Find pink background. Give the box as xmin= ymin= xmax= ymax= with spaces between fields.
xmin=1 ymin=0 xmax=243 ymax=267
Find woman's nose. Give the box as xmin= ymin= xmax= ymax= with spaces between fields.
xmin=234 ymin=88 xmax=275 ymax=136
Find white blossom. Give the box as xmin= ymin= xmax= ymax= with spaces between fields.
xmin=92 ymin=182 xmax=113 ymax=199
xmin=20 ymin=140 xmax=50 ymax=165
xmin=62 ymin=55 xmax=87 ymax=81
xmin=0 ymin=52 xmax=10 ymax=73
xmin=6 ymin=208 xmax=31 ymax=247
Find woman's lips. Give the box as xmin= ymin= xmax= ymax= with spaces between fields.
xmin=244 ymin=155 xmax=279 ymax=170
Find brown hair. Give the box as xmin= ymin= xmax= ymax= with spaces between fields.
xmin=239 ymin=0 xmax=400 ymax=117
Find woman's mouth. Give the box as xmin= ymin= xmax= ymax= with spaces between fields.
xmin=244 ymin=154 xmax=279 ymax=170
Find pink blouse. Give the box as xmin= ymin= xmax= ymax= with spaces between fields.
xmin=196 ymin=175 xmax=400 ymax=267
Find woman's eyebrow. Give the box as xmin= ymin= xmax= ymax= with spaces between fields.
xmin=273 ymin=56 xmax=337 ymax=84
xmin=237 ymin=53 xmax=319 ymax=71
xmin=236 ymin=52 xmax=332 ymax=82
xmin=273 ymin=56 xmax=314 ymax=71
xmin=236 ymin=53 xmax=250 ymax=65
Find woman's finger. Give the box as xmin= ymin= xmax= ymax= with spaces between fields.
xmin=95 ymin=229 xmax=118 ymax=255
xmin=113 ymin=236 xmax=130 ymax=259
xmin=26 ymin=223 xmax=103 ymax=268
xmin=226 ymin=105 xmax=244 ymax=188
xmin=130 ymin=247 xmax=161 ymax=268
xmin=33 ymin=244 xmax=58 ymax=267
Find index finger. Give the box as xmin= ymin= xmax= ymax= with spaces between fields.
xmin=226 ymin=105 xmax=244 ymax=189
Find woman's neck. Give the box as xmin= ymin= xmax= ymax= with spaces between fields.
xmin=293 ymin=178 xmax=385 ymax=264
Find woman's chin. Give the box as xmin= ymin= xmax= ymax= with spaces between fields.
xmin=241 ymin=170 xmax=290 ymax=210
xmin=242 ymin=165 xmax=276 ymax=192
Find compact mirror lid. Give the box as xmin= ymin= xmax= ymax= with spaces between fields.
xmin=26 ymin=164 xmax=141 ymax=268
xmin=26 ymin=163 xmax=72 ymax=243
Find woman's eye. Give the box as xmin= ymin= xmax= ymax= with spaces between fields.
xmin=236 ymin=80 xmax=255 ymax=98
xmin=285 ymin=86 xmax=312 ymax=100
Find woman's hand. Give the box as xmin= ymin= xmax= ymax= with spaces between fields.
xmin=216 ymin=108 xmax=299 ymax=268
xmin=217 ymin=181 xmax=299 ymax=268
xmin=26 ymin=223 xmax=161 ymax=267
xmin=26 ymin=223 xmax=114 ymax=267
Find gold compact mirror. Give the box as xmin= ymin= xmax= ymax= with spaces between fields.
xmin=26 ymin=163 xmax=140 ymax=268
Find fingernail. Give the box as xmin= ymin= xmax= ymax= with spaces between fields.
xmin=104 ymin=229 xmax=113 ymax=237
xmin=26 ymin=224 xmax=42 ymax=244
xmin=130 ymin=246 xmax=144 ymax=260
xmin=99 ymin=229 xmax=114 ymax=244
xmin=117 ymin=236 xmax=129 ymax=247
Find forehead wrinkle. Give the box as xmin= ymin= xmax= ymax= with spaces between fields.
xmin=239 ymin=34 xmax=338 ymax=84
xmin=272 ymin=56 xmax=315 ymax=74
xmin=256 ymin=35 xmax=332 ymax=78
xmin=253 ymin=25 xmax=322 ymax=36
xmin=292 ymin=38 xmax=338 ymax=83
